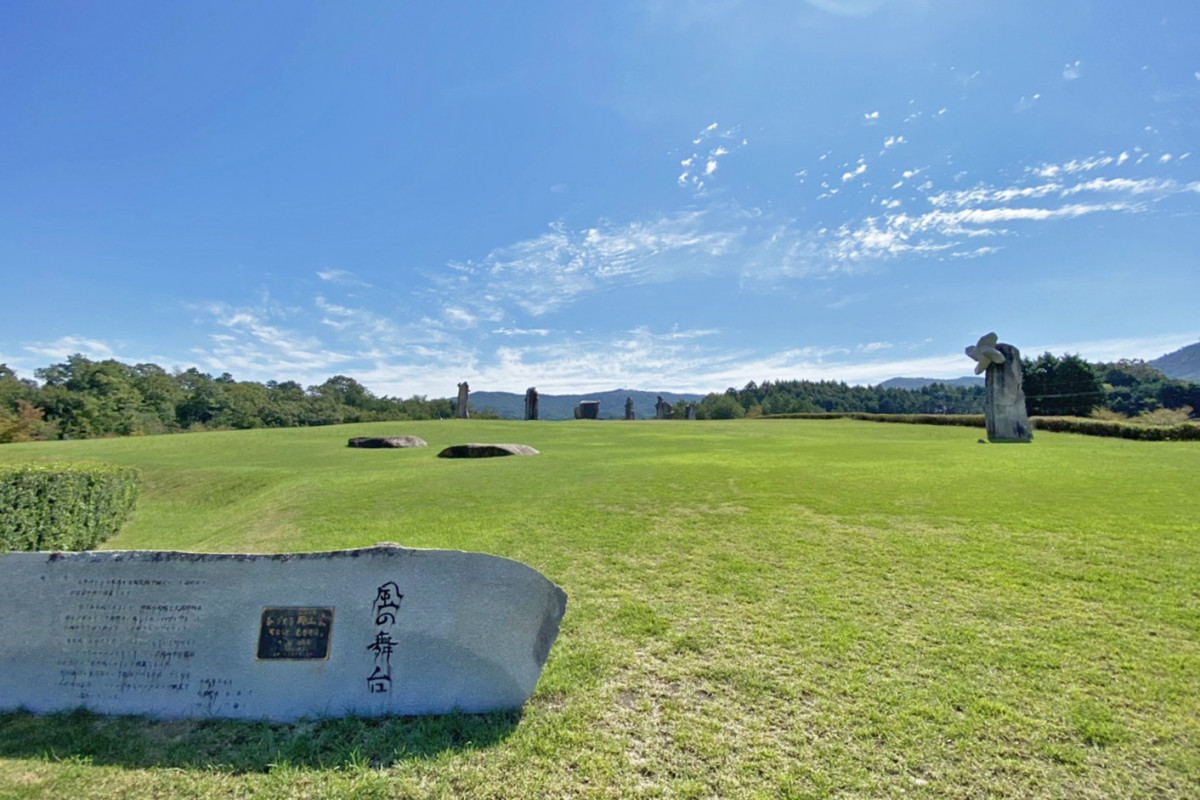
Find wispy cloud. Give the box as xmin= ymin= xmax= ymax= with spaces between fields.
xmin=23 ymin=336 xmax=118 ymax=361
xmin=440 ymin=213 xmax=742 ymax=317
xmin=198 ymin=302 xmax=352 ymax=378
xmin=316 ymin=269 xmax=372 ymax=288
xmin=678 ymin=122 xmax=747 ymax=194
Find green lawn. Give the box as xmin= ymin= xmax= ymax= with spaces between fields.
xmin=1 ymin=419 xmax=1197 ymax=799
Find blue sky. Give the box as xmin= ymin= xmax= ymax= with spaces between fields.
xmin=3 ymin=0 xmax=1198 ymax=397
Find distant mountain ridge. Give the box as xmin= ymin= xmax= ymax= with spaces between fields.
xmin=468 ymin=389 xmax=704 ymax=420
xmin=1149 ymin=341 xmax=1200 ymax=382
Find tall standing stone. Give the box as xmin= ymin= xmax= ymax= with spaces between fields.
xmin=624 ymin=397 xmax=635 ymax=420
xmin=655 ymin=395 xmax=670 ymax=420
xmin=966 ymin=333 xmax=1032 ymax=443
xmin=686 ymin=403 xmax=696 ymax=420
xmin=456 ymin=382 xmax=470 ymax=419
xmin=524 ymin=387 xmax=539 ymax=421
xmin=985 ymin=343 xmax=1033 ymax=442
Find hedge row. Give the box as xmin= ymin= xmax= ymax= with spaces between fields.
xmin=764 ymin=412 xmax=1200 ymax=441
xmin=0 ymin=462 xmax=140 ymax=552
xmin=768 ymin=412 xmax=986 ymax=427
xmin=1030 ymin=417 xmax=1200 ymax=441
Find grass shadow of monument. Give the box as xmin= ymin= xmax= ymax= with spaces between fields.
xmin=0 ymin=707 xmax=522 ymax=772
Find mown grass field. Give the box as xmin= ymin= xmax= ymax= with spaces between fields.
xmin=0 ymin=419 xmax=1197 ymax=799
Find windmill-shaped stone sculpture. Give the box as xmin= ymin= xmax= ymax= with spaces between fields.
xmin=966 ymin=332 xmax=1033 ymax=443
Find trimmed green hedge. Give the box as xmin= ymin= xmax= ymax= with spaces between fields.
xmin=1030 ymin=417 xmax=1200 ymax=441
xmin=767 ymin=412 xmax=986 ymax=427
xmin=763 ymin=412 xmax=1200 ymax=440
xmin=0 ymin=462 xmax=140 ymax=552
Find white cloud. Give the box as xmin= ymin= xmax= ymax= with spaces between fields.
xmin=443 ymin=213 xmax=742 ymax=317
xmin=23 ymin=336 xmax=118 ymax=361
xmin=493 ymin=327 xmax=550 ymax=337
xmin=678 ymin=122 xmax=746 ymax=194
xmin=443 ymin=307 xmax=478 ymax=327
xmin=1063 ymin=60 xmax=1082 ymax=81
xmin=1028 ymin=333 xmax=1200 ymax=364
xmin=187 ymin=302 xmax=358 ymax=384
xmin=316 ymin=269 xmax=371 ymax=287
xmin=842 ymin=163 xmax=867 ymax=182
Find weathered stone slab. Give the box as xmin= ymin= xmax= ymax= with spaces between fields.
xmin=347 ymin=436 xmax=428 ymax=448
xmin=437 ymin=443 xmax=539 ymax=458
xmin=456 ymin=382 xmax=470 ymax=419
xmin=985 ymin=343 xmax=1033 ymax=443
xmin=0 ymin=544 xmax=566 ymax=721
xmin=524 ymin=387 xmax=539 ymax=421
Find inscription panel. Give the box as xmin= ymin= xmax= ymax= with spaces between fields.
xmin=257 ymin=607 xmax=334 ymax=660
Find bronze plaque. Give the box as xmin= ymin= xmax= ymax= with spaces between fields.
xmin=257 ymin=607 xmax=334 ymax=660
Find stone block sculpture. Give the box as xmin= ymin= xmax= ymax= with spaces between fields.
xmin=966 ymin=332 xmax=1033 ymax=443
xmin=524 ymin=387 xmax=539 ymax=421
xmin=456 ymin=382 xmax=470 ymax=419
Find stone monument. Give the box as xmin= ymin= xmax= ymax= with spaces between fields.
xmin=686 ymin=403 xmax=696 ymax=420
xmin=0 ymin=544 xmax=566 ymax=721
xmin=524 ymin=387 xmax=539 ymax=421
xmin=624 ymin=397 xmax=635 ymax=420
xmin=574 ymin=400 xmax=599 ymax=420
xmin=655 ymin=395 xmax=671 ymax=420
xmin=966 ymin=332 xmax=1033 ymax=443
xmin=456 ymin=382 xmax=470 ymax=419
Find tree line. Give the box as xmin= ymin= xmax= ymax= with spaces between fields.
xmin=692 ymin=353 xmax=1200 ymax=421
xmin=3 ymin=351 xmax=1197 ymax=442
xmin=0 ymin=355 xmax=453 ymax=442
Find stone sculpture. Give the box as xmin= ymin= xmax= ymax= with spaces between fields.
xmin=624 ymin=397 xmax=635 ymax=420
xmin=655 ymin=395 xmax=671 ymax=420
xmin=965 ymin=332 xmax=1006 ymax=375
xmin=966 ymin=332 xmax=1033 ymax=443
xmin=524 ymin=387 xmax=539 ymax=421
xmin=686 ymin=403 xmax=696 ymax=420
xmin=575 ymin=400 xmax=599 ymax=420
xmin=456 ymin=382 xmax=470 ymax=419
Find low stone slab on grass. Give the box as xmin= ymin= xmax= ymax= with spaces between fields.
xmin=437 ymin=443 xmax=539 ymax=458
xmin=347 ymin=436 xmax=428 ymax=448
xmin=0 ymin=544 xmax=566 ymax=720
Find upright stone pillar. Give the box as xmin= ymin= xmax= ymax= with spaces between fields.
xmin=456 ymin=382 xmax=470 ymax=419
xmin=524 ymin=387 xmax=539 ymax=421
xmin=966 ymin=333 xmax=1032 ymax=443
xmin=985 ymin=344 xmax=1033 ymax=442
xmin=624 ymin=397 xmax=635 ymax=420
xmin=655 ymin=395 xmax=670 ymax=420
xmin=686 ymin=403 xmax=696 ymax=420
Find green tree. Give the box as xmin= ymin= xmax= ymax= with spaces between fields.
xmin=697 ymin=393 xmax=746 ymax=419
xmin=1023 ymin=353 xmax=1105 ymax=417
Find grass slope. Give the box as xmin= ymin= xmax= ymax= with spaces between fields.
xmin=1 ymin=419 xmax=1197 ymax=799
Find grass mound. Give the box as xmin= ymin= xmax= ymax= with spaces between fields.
xmin=1 ymin=419 xmax=1197 ymax=798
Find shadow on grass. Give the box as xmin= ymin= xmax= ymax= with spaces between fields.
xmin=0 ymin=707 xmax=521 ymax=772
